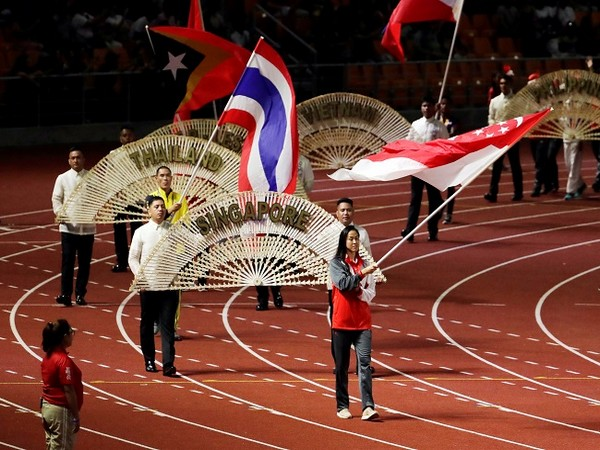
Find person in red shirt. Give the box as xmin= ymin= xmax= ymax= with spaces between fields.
xmin=40 ymin=319 xmax=83 ymax=450
xmin=329 ymin=225 xmax=379 ymax=421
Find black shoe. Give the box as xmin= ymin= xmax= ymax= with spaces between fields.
xmin=592 ymin=182 xmax=600 ymax=193
xmin=442 ymin=214 xmax=452 ymax=224
xmin=56 ymin=295 xmax=72 ymax=307
xmin=145 ymin=361 xmax=158 ymax=373
xmin=163 ymin=366 xmax=178 ymax=377
xmin=531 ymin=188 xmax=541 ymax=197
xmin=428 ymin=235 xmax=438 ymax=242
xmin=577 ymin=183 xmax=587 ymax=195
xmin=75 ymin=296 xmax=88 ymax=306
xmin=401 ymin=229 xmax=414 ymax=242
xmin=512 ymin=193 xmax=523 ymax=201
xmin=111 ymin=264 xmax=127 ymax=273
xmin=483 ymin=193 xmax=497 ymax=203
xmin=174 ymin=333 xmax=183 ymax=341
xmin=256 ymin=303 xmax=268 ymax=311
xmin=274 ymin=294 xmax=284 ymax=309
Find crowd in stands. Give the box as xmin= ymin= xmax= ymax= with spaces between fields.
xmin=1 ymin=0 xmax=599 ymax=78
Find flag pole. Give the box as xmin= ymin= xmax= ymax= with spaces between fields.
xmin=376 ymin=149 xmax=508 ymax=267
xmin=437 ymin=1 xmax=464 ymax=104
xmin=178 ymin=37 xmax=264 ymax=201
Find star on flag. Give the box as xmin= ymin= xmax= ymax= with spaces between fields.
xmin=329 ymin=109 xmax=551 ymax=191
xmin=163 ymin=52 xmax=188 ymax=79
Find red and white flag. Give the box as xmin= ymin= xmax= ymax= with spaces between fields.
xmin=329 ymin=109 xmax=551 ymax=191
xmin=381 ymin=0 xmax=463 ymax=62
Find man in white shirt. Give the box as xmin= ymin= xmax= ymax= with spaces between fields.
xmin=51 ymin=149 xmax=96 ymax=307
xmin=129 ymin=196 xmax=179 ymax=377
xmin=483 ymin=74 xmax=523 ymax=202
xmin=401 ymin=96 xmax=449 ymax=242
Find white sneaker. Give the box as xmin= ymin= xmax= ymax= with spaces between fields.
xmin=336 ymin=408 xmax=352 ymax=419
xmin=361 ymin=407 xmax=379 ymax=421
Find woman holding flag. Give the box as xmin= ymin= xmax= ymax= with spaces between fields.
xmin=329 ymin=225 xmax=379 ymax=421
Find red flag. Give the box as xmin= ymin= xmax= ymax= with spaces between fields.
xmin=218 ymin=39 xmax=298 ymax=194
xmin=381 ymin=0 xmax=463 ymax=62
xmin=151 ymin=26 xmax=250 ymax=121
xmin=188 ymin=0 xmax=204 ymax=30
xmin=329 ymin=109 xmax=551 ymax=191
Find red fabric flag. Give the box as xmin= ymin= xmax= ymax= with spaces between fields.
xmin=381 ymin=0 xmax=463 ymax=62
xmin=188 ymin=0 xmax=204 ymax=30
xmin=151 ymin=26 xmax=250 ymax=121
xmin=218 ymin=39 xmax=298 ymax=194
xmin=329 ymin=109 xmax=551 ymax=191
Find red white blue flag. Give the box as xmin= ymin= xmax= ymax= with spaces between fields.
xmin=218 ymin=38 xmax=298 ymax=194
xmin=329 ymin=109 xmax=551 ymax=191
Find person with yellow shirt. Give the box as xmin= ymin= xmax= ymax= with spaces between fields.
xmin=151 ymin=166 xmax=189 ymax=340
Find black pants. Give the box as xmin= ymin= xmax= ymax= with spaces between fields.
xmin=531 ymin=138 xmax=560 ymax=191
xmin=332 ymin=329 xmax=374 ymax=411
xmin=60 ymin=232 xmax=94 ymax=298
xmin=445 ymin=186 xmax=456 ymax=216
xmin=140 ymin=290 xmax=178 ymax=367
xmin=405 ymin=176 xmax=443 ymax=237
xmin=592 ymin=140 xmax=600 ymax=189
xmin=256 ymin=285 xmax=281 ymax=306
xmin=113 ymin=211 xmax=142 ymax=267
xmin=488 ymin=143 xmax=522 ymax=196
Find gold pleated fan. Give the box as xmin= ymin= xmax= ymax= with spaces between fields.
xmin=503 ymin=70 xmax=600 ymax=140
xmin=131 ymin=191 xmax=384 ymax=291
xmin=297 ymin=93 xmax=411 ymax=169
xmin=146 ymin=118 xmax=248 ymax=153
xmin=147 ymin=118 xmax=308 ymax=199
xmin=56 ymin=135 xmax=240 ymax=224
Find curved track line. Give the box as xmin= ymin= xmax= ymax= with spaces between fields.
xmin=431 ymin=238 xmax=600 ymax=415
xmin=535 ymin=266 xmax=600 ymax=366
xmin=382 ymin=218 xmax=600 ymax=271
xmin=221 ymin=292 xmax=544 ymax=449
xmin=0 ymin=397 xmax=158 ymax=449
xmin=0 ymin=208 xmax=53 ymax=220
xmin=115 ymin=290 xmax=409 ymax=449
xmin=8 ymin=277 xmax=287 ymax=450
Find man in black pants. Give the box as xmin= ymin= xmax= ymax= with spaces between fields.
xmin=483 ymin=75 xmax=523 ymax=203
xmin=112 ymin=124 xmax=142 ymax=272
xmin=51 ymin=148 xmax=95 ymax=306
xmin=401 ymin=96 xmax=449 ymax=242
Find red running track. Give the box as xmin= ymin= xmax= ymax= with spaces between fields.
xmin=1 ymin=143 xmax=600 ymax=449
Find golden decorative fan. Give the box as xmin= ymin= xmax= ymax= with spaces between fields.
xmin=131 ymin=191 xmax=384 ymax=291
xmin=146 ymin=118 xmax=248 ymax=153
xmin=56 ymin=135 xmax=240 ymax=224
xmin=147 ymin=118 xmax=309 ymax=198
xmin=503 ymin=70 xmax=600 ymax=140
xmin=297 ymin=92 xmax=411 ymax=169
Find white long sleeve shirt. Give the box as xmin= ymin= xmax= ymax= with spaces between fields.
xmin=51 ymin=168 xmax=96 ymax=235
xmin=128 ymin=219 xmax=171 ymax=279
xmin=488 ymin=91 xmax=514 ymax=125
xmin=406 ymin=116 xmax=449 ymax=143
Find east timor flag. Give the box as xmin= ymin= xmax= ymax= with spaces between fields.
xmin=150 ymin=26 xmax=250 ymax=121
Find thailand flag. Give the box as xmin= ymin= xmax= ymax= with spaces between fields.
xmin=329 ymin=109 xmax=551 ymax=191
xmin=218 ymin=38 xmax=298 ymax=194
